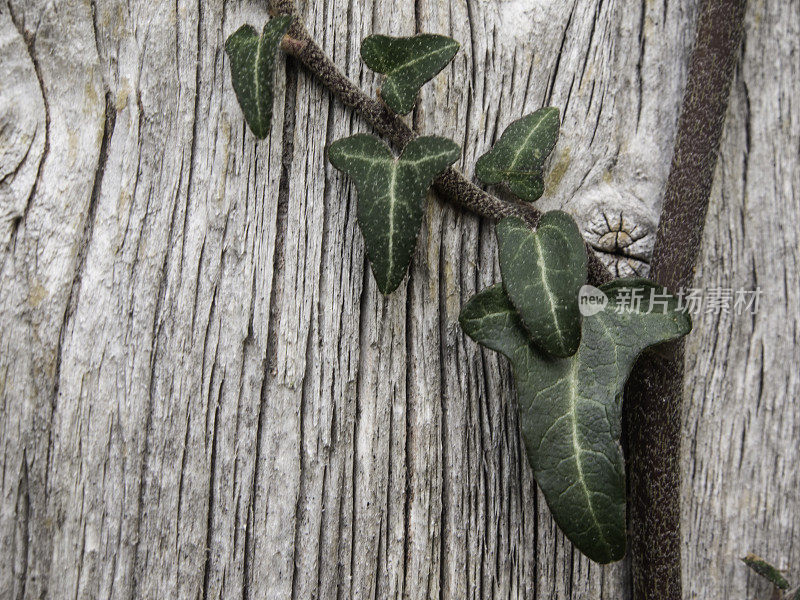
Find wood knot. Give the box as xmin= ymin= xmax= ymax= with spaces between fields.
xmin=588 ymin=212 xmax=651 ymax=277
xmin=567 ymin=184 xmax=656 ymax=278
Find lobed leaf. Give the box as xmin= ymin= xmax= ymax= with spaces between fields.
xmin=475 ymin=107 xmax=560 ymax=201
xmin=328 ymin=134 xmax=460 ymax=294
xmin=225 ymin=16 xmax=292 ymax=138
xmin=741 ymin=554 xmax=791 ymax=590
xmin=361 ymin=34 xmax=460 ymax=115
xmin=497 ymin=212 xmax=587 ymax=358
xmin=459 ymin=279 xmax=691 ymax=563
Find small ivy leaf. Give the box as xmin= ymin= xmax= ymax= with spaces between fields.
xmin=225 ymin=16 xmax=292 ymax=139
xmin=361 ymin=34 xmax=460 ymax=115
xmin=328 ymin=134 xmax=460 ymax=294
xmin=459 ymin=279 xmax=691 ymax=564
xmin=741 ymin=554 xmax=791 ymax=590
xmin=497 ymin=212 xmax=587 ymax=358
xmin=475 ymin=107 xmax=560 ymax=202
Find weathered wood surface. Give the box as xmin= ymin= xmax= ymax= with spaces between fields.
xmin=0 ymin=0 xmax=796 ymax=598
xmin=682 ymin=1 xmax=800 ymax=597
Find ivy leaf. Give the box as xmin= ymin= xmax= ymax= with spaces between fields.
xmin=328 ymin=134 xmax=460 ymax=294
xmin=475 ymin=107 xmax=560 ymax=202
xmin=225 ymin=16 xmax=292 ymax=139
xmin=742 ymin=554 xmax=791 ymax=590
xmin=459 ymin=279 xmax=692 ymax=563
xmin=497 ymin=212 xmax=587 ymax=358
xmin=361 ymin=34 xmax=460 ymax=115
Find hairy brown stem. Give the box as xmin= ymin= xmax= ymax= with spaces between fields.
xmin=269 ymin=1 xmax=612 ymax=285
xmin=624 ymin=1 xmax=747 ymax=598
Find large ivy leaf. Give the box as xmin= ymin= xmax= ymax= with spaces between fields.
xmin=361 ymin=34 xmax=460 ymax=115
xmin=475 ymin=107 xmax=560 ymax=202
xmin=225 ymin=16 xmax=292 ymax=138
xmin=497 ymin=212 xmax=586 ymax=358
xmin=459 ymin=279 xmax=692 ymax=563
xmin=328 ymin=134 xmax=460 ymax=294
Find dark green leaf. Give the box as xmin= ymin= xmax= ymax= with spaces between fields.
xmin=225 ymin=16 xmax=292 ymax=138
xmin=497 ymin=212 xmax=586 ymax=358
xmin=475 ymin=107 xmax=560 ymax=201
xmin=328 ymin=134 xmax=460 ymax=294
xmin=459 ymin=279 xmax=692 ymax=563
xmin=742 ymin=554 xmax=791 ymax=590
xmin=361 ymin=34 xmax=460 ymax=115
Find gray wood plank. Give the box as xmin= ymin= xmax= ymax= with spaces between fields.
xmin=1 ymin=0 xmax=796 ymax=598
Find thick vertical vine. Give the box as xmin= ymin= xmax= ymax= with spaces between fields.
xmin=625 ymin=1 xmax=746 ymax=598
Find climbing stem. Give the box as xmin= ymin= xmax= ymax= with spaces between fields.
xmin=625 ymin=1 xmax=747 ymax=598
xmin=267 ymin=0 xmax=612 ymax=285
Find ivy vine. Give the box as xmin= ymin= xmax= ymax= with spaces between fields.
xmin=225 ymin=13 xmax=693 ymax=568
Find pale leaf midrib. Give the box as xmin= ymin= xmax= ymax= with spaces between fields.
xmin=387 ymin=166 xmax=398 ymax=280
xmin=388 ymin=42 xmax=458 ymax=76
xmin=403 ymin=148 xmax=456 ymax=168
xmin=331 ymin=151 xmax=391 ymax=168
xmin=507 ymin=112 xmax=548 ymax=172
xmin=566 ymin=360 xmax=612 ymax=555
xmin=534 ymin=235 xmax=566 ymax=350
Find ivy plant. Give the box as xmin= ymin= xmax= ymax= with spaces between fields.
xmin=224 ymin=12 xmax=696 ymax=571
xmin=476 ymin=107 xmax=560 ymax=202
xmin=742 ymin=554 xmax=791 ymax=590
xmin=225 ymin=16 xmax=292 ymax=138
xmin=328 ymin=134 xmax=460 ymax=294
xmin=361 ymin=34 xmax=460 ymax=114
xmin=496 ymin=212 xmax=586 ymax=357
xmin=461 ymin=274 xmax=690 ymax=562
xmin=742 ymin=553 xmax=800 ymax=599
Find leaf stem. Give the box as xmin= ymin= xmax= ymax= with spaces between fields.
xmin=624 ymin=1 xmax=747 ymax=598
xmin=268 ymin=0 xmax=612 ymax=285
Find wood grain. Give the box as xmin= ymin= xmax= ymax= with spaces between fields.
xmin=682 ymin=0 xmax=800 ymax=597
xmin=0 ymin=0 xmax=796 ymax=598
